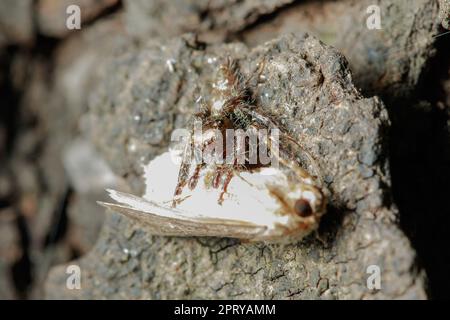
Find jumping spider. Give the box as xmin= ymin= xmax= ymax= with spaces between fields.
xmin=172 ymin=56 xmax=323 ymax=218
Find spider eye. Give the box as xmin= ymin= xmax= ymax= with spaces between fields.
xmin=294 ymin=199 xmax=313 ymax=217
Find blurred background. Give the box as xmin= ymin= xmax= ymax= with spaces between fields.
xmin=0 ymin=0 xmax=122 ymax=299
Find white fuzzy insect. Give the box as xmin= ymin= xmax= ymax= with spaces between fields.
xmin=98 ymin=150 xmax=326 ymax=242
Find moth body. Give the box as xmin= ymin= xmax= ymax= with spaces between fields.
xmin=100 ymin=151 xmax=325 ymax=242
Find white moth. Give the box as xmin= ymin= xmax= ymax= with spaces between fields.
xmin=98 ymin=150 xmax=326 ymax=242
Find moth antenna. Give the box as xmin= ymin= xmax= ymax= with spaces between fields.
xmin=263 ymin=130 xmax=319 ymax=185
xmin=281 ymin=133 xmax=324 ymax=184
xmin=242 ymin=107 xmax=324 ymax=184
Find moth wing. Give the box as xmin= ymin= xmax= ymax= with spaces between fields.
xmin=98 ymin=189 xmax=268 ymax=239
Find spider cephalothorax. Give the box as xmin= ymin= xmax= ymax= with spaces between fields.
xmin=195 ymin=57 xmax=257 ymax=128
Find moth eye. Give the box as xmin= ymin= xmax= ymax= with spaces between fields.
xmin=294 ymin=199 xmax=313 ymax=217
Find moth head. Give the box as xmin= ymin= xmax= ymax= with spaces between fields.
xmin=268 ymin=183 xmax=326 ymax=236
xmin=293 ymin=198 xmax=314 ymax=218
xmin=291 ymin=185 xmax=325 ymax=218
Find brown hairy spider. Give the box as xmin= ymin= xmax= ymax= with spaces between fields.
xmin=172 ymin=57 xmax=320 ymax=206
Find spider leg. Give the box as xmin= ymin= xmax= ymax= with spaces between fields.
xmin=218 ymin=166 xmax=234 ymax=205
xmin=266 ymin=130 xmax=319 ymax=184
xmin=277 ymin=132 xmax=323 ymax=183
xmin=243 ymin=108 xmax=278 ymax=130
xmin=243 ymin=109 xmax=323 ymax=182
xmin=212 ymin=165 xmax=225 ymax=189
xmin=188 ymin=163 xmax=205 ymax=190
xmin=244 ymin=57 xmax=267 ymax=88
xmin=173 ymin=134 xmax=194 ymax=206
xmin=173 ymin=117 xmax=199 ymax=201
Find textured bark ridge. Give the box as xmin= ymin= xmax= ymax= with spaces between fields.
xmin=45 ymin=33 xmax=425 ymax=299
xmin=240 ymin=0 xmax=441 ymax=102
xmin=124 ymin=0 xmax=294 ymax=41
